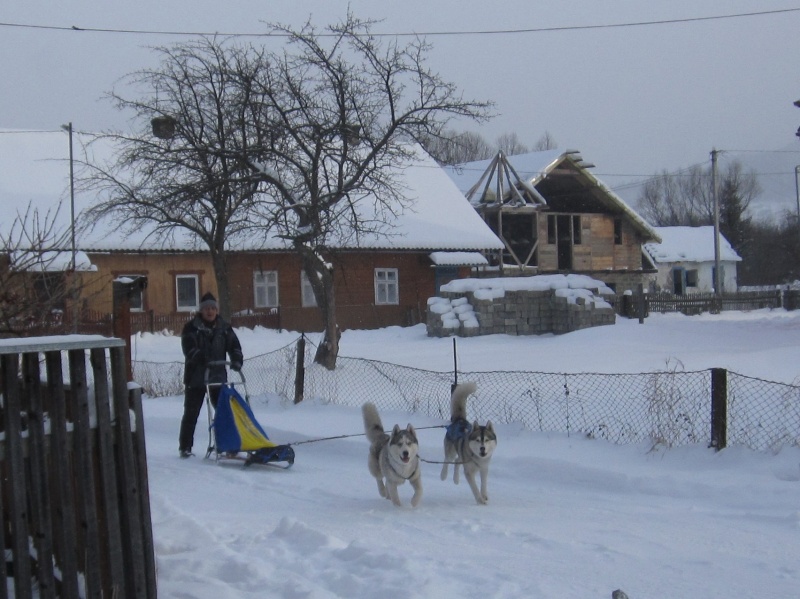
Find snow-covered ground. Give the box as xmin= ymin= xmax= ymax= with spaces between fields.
xmin=139 ymin=310 xmax=800 ymax=598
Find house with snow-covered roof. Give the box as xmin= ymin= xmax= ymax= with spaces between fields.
xmin=443 ymin=150 xmax=661 ymax=293
xmin=643 ymin=226 xmax=741 ymax=294
xmin=1 ymin=131 xmax=503 ymax=332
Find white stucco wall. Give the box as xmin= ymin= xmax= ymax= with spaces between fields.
xmin=653 ymin=260 xmax=738 ymax=293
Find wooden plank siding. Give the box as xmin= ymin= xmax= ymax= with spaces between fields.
xmin=84 ymin=252 xmax=216 ymax=314
xmin=534 ymin=213 xmax=644 ymax=273
xmin=589 ymin=216 xmax=615 ymax=270
xmin=73 ymin=249 xmax=452 ymax=333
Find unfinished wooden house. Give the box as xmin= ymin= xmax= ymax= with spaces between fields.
xmin=444 ymin=150 xmax=661 ymax=292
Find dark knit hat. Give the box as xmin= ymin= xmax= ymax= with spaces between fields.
xmin=199 ymin=292 xmax=218 ymax=310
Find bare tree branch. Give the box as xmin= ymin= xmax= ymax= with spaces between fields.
xmin=83 ymin=11 xmax=492 ymax=368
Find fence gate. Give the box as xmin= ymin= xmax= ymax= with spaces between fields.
xmin=0 ymin=336 xmax=157 ymax=599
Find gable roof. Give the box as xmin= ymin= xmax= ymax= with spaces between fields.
xmin=443 ymin=150 xmax=661 ymax=243
xmin=0 ymin=130 xmax=503 ymax=254
xmin=643 ymin=226 xmax=742 ymax=264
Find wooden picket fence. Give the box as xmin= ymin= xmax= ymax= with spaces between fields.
xmin=619 ymin=289 xmax=785 ymax=318
xmin=0 ymin=337 xmax=156 ymax=599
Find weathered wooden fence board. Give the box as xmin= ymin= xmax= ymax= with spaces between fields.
xmin=44 ymin=350 xmax=81 ymax=599
xmin=21 ymin=354 xmax=56 ymax=599
xmin=0 ymin=337 xmax=156 ymax=599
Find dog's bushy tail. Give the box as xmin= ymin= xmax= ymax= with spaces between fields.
xmin=450 ymin=381 xmax=478 ymax=421
xmin=362 ymin=402 xmax=386 ymax=444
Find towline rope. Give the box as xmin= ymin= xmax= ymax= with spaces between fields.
xmin=284 ymin=424 xmax=447 ymax=447
xmin=281 ymin=425 xmax=465 ymax=465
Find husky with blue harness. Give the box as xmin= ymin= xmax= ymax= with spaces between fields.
xmin=440 ymin=382 xmax=497 ymax=504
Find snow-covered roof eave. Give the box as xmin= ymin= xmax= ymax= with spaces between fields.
xmin=10 ymin=250 xmax=97 ymax=273
xmin=429 ymin=251 xmax=489 ymax=267
xmin=643 ymin=226 xmax=742 ymax=264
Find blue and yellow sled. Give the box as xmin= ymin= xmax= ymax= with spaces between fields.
xmin=204 ymin=366 xmax=294 ymax=468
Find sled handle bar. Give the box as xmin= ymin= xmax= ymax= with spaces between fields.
xmin=204 ymin=360 xmax=246 ymax=385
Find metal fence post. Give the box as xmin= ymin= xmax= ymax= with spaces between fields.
xmin=636 ymin=284 xmax=647 ymax=324
xmin=294 ymin=334 xmax=306 ymax=404
xmin=710 ymin=368 xmax=727 ymax=450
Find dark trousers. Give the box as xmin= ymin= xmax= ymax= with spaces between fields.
xmin=178 ymin=385 xmax=220 ymax=452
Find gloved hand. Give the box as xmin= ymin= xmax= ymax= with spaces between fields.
xmin=231 ymin=361 xmax=242 ymax=372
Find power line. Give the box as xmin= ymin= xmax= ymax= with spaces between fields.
xmin=1 ymin=7 xmax=798 ymax=38
xmin=0 ymin=129 xmax=63 ymax=134
xmin=3 ymin=129 xmax=797 ymax=182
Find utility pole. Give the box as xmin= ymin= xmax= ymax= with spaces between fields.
xmin=711 ymin=148 xmax=722 ymax=298
xmin=795 ymin=165 xmax=800 ymax=220
xmin=62 ymin=122 xmax=78 ymax=333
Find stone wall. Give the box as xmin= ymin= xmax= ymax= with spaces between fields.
xmin=427 ymin=288 xmax=616 ymax=338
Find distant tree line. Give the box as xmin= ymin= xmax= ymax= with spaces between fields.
xmin=636 ymin=162 xmax=800 ymax=286
xmin=420 ymin=129 xmax=557 ymax=165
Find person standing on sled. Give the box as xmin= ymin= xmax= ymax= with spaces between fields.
xmin=179 ymin=292 xmax=243 ymax=458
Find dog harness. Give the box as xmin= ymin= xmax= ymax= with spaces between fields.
xmin=446 ymin=418 xmax=472 ymax=442
xmin=389 ymin=454 xmax=420 ymax=480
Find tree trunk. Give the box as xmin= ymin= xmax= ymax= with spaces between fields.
xmin=313 ymin=302 xmax=340 ymax=370
xmin=210 ymin=248 xmax=232 ymax=321
xmin=298 ymin=246 xmax=340 ymax=370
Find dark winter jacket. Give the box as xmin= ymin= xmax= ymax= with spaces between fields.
xmin=181 ymin=314 xmax=244 ymax=388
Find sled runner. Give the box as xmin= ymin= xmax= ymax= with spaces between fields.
xmin=204 ymin=362 xmax=295 ymax=469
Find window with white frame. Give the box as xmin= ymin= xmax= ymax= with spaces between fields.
xmin=254 ymin=270 xmax=279 ymax=308
xmin=176 ymin=274 xmax=199 ymax=312
xmin=374 ymin=268 xmax=399 ymax=305
xmin=300 ymin=270 xmax=317 ymax=307
xmin=120 ymin=274 xmax=146 ymax=311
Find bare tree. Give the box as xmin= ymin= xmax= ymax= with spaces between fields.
xmin=716 ymin=161 xmax=758 ymax=252
xmin=637 ymin=169 xmax=697 ymax=226
xmin=0 ymin=202 xmax=82 ymax=336
xmin=88 ymin=14 xmax=492 ymax=368
xmin=636 ymin=160 xmax=760 ymax=253
xmin=421 ymin=128 xmax=494 ymax=165
xmin=531 ymin=131 xmax=558 ymax=151
xmin=495 ymin=132 xmax=528 ymax=156
xmin=87 ymin=38 xmax=273 ymax=319
xmin=738 ymin=211 xmax=800 ymax=285
xmin=245 ymin=15 xmax=492 ymax=367
xmin=422 ymin=129 xmax=557 ymax=165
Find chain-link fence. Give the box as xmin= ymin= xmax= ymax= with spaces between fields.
xmin=727 ymin=372 xmax=800 ymax=451
xmin=132 ymin=336 xmax=800 ymax=452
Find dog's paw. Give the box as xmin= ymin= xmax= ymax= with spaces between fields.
xmin=377 ymin=482 xmax=389 ymax=499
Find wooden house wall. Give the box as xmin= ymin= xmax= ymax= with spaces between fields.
xmin=536 ymin=216 xmax=556 ymax=269
xmin=588 ymin=216 xmax=614 ymax=270
xmin=612 ymin=219 xmax=644 ymax=270
xmin=261 ymin=251 xmax=439 ymax=331
xmin=85 ymin=253 xmax=216 ymax=313
xmin=81 ymin=250 xmax=446 ymax=332
xmin=535 ymin=213 xmax=643 ymax=272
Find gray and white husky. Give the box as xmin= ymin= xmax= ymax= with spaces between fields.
xmin=440 ymin=382 xmax=497 ymax=505
xmin=362 ymin=402 xmax=423 ymax=508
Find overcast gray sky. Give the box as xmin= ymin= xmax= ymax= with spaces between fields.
xmin=3 ymin=0 xmax=800 ymax=192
